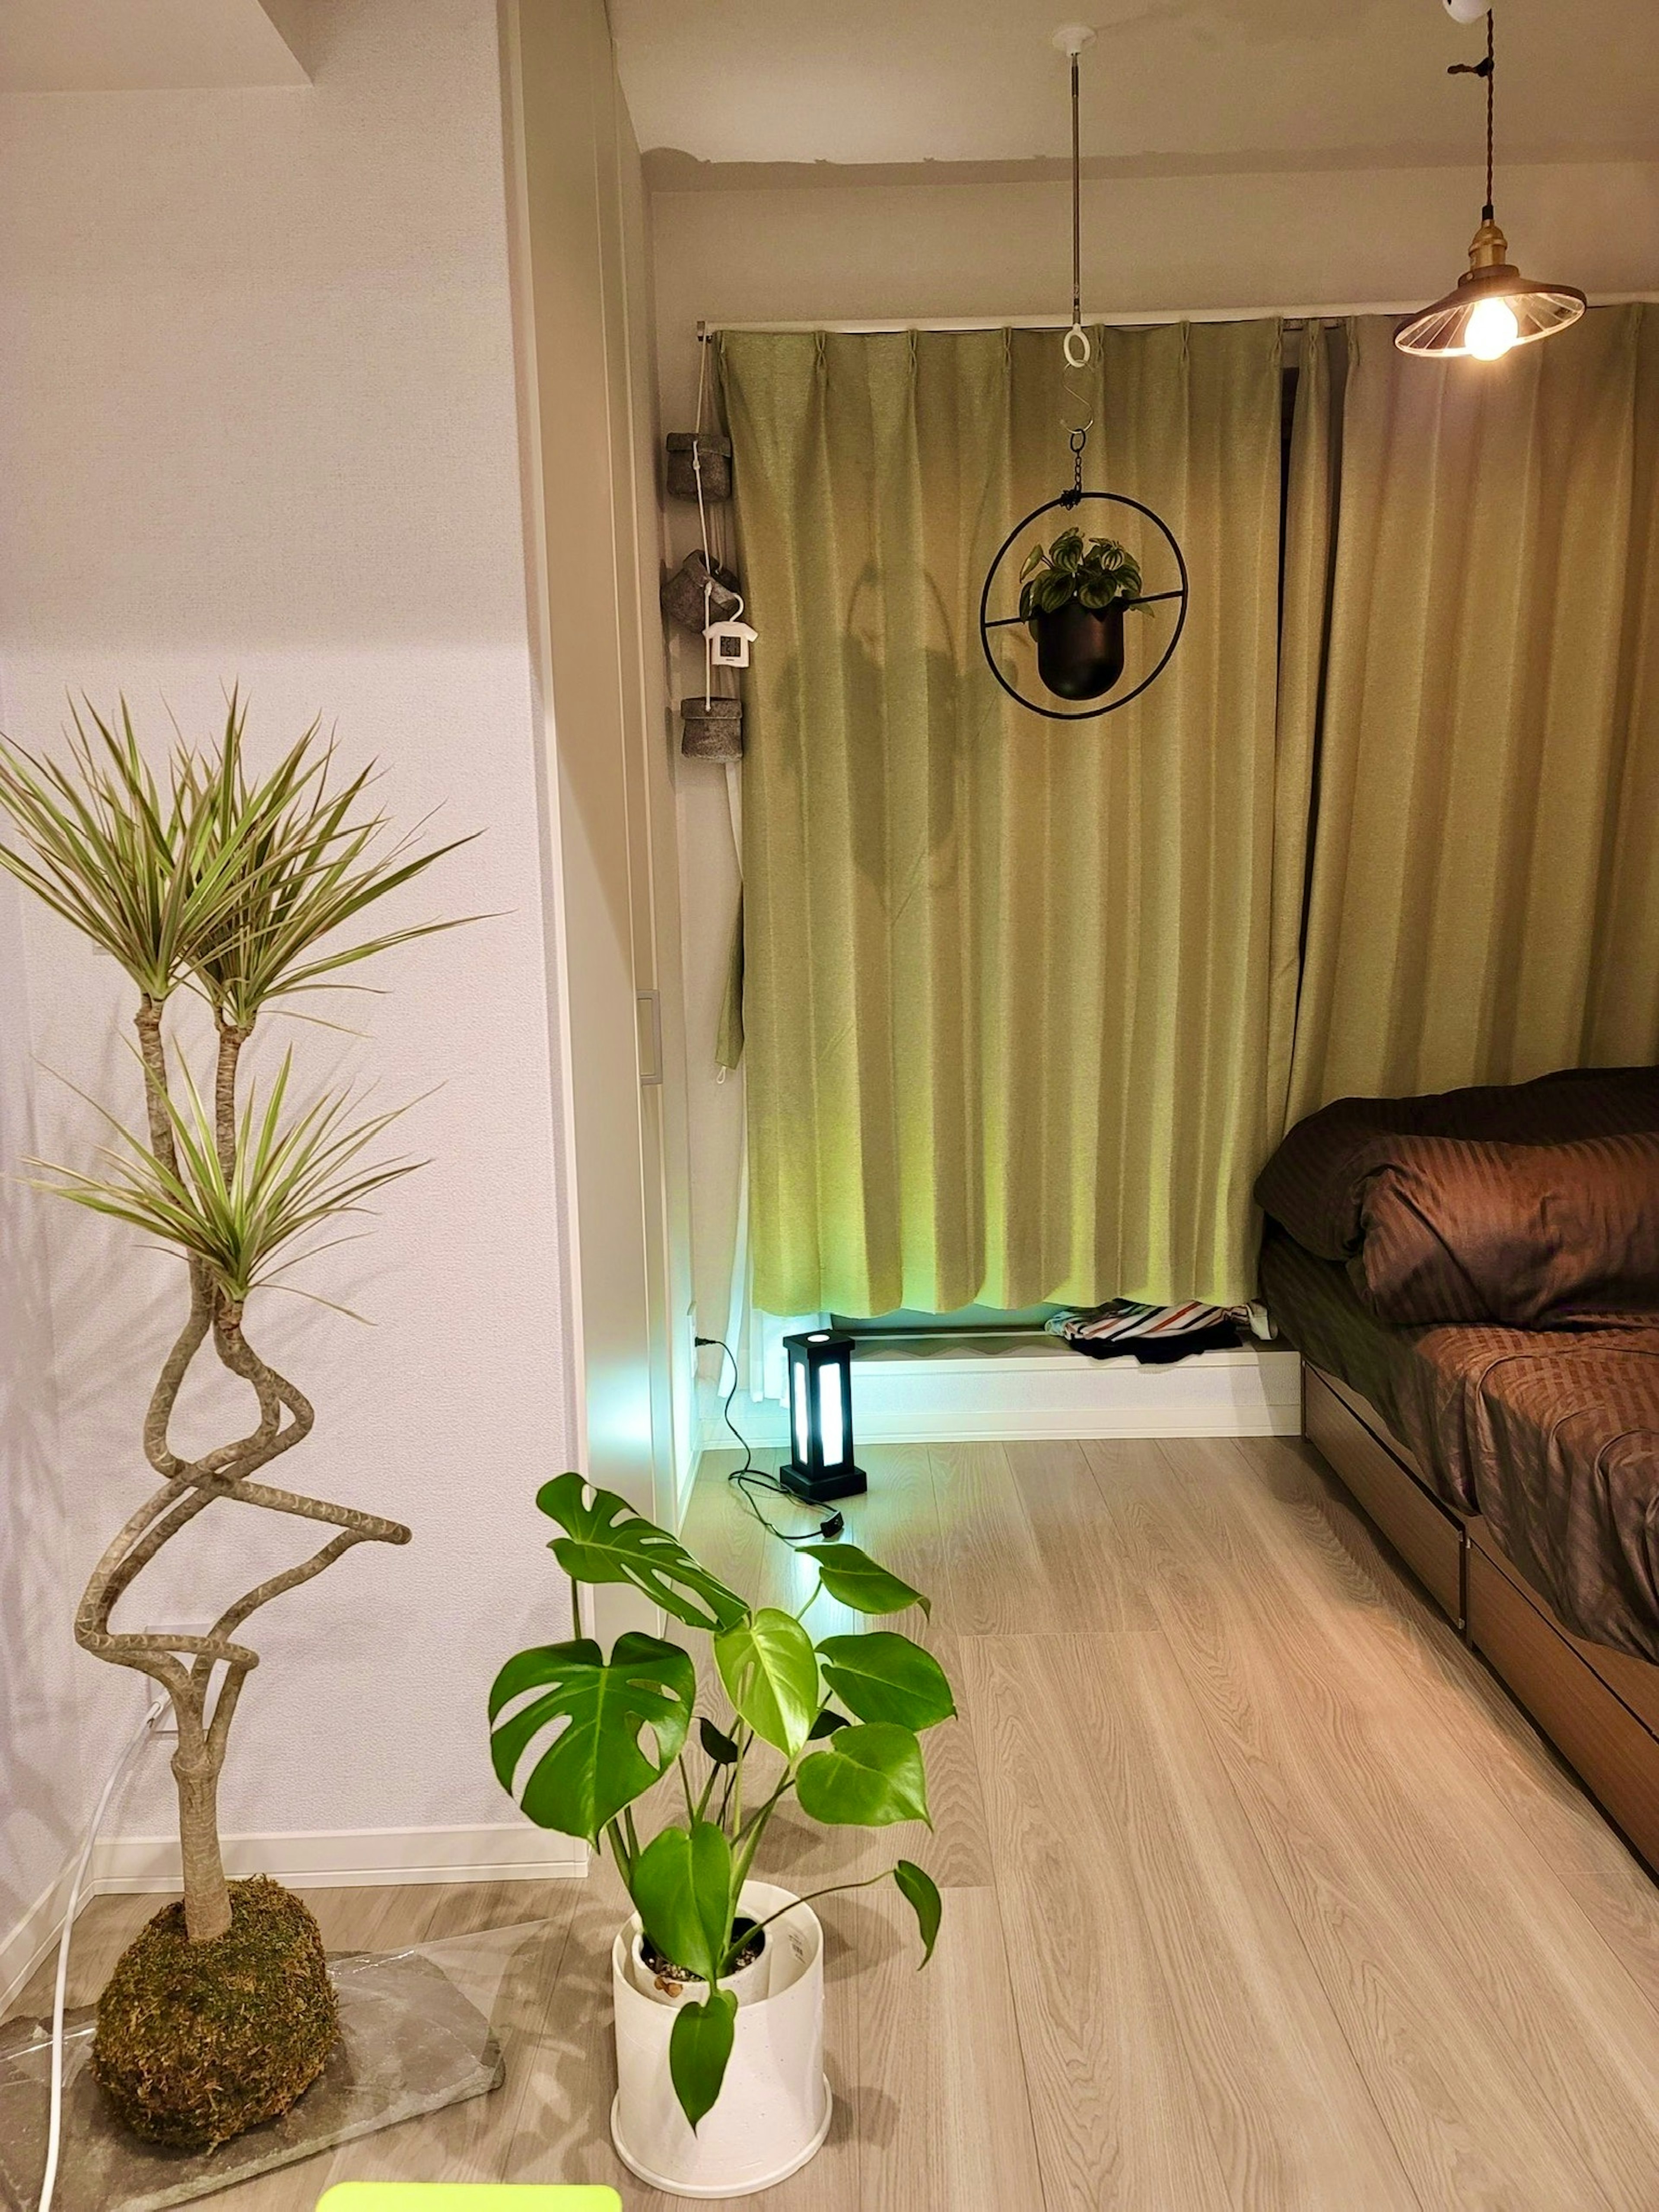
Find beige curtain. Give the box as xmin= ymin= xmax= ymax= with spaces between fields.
xmin=721 ymin=321 xmax=1314 ymax=1317
xmin=1287 ymin=305 xmax=1659 ymax=1119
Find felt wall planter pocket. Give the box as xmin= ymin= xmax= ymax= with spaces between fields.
xmin=661 ymin=550 xmax=742 ymax=633
xmin=680 ymin=696 xmax=744 ymax=759
xmin=666 ymin=433 xmax=733 ymax=501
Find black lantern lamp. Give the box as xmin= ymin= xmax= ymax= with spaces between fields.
xmin=779 ymin=1331 xmax=867 ymax=1504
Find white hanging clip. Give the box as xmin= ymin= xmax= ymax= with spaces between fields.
xmin=705 ymin=590 xmax=758 ymax=670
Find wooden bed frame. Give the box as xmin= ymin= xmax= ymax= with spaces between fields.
xmin=1303 ymin=1362 xmax=1659 ymax=1875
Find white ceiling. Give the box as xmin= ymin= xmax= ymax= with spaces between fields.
xmin=613 ymin=0 xmax=1659 ymax=176
xmin=0 ymin=0 xmax=309 ymax=92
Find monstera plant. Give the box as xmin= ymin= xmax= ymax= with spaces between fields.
xmin=491 ymin=1476 xmax=951 ymax=2131
xmin=0 ymin=698 xmax=468 ymax=2149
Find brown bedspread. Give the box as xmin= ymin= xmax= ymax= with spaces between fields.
xmin=1261 ymin=1226 xmax=1659 ymax=1663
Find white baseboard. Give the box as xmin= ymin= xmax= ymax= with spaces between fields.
xmin=2 ymin=1824 xmax=585 ymax=2018
xmin=92 ymin=1822 xmax=588 ymax=1893
xmin=702 ymin=1341 xmax=1303 ymax=1449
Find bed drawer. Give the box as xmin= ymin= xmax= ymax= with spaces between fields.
xmin=1468 ymin=1545 xmax=1659 ymax=1876
xmin=1304 ymin=1365 xmax=1465 ymax=1625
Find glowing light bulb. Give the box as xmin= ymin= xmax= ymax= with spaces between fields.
xmin=1465 ymin=295 xmax=1520 ymax=360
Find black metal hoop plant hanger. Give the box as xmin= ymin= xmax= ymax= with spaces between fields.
xmin=977 ymin=27 xmax=1191 ymax=722
xmin=978 ymin=424 xmax=1190 ymax=723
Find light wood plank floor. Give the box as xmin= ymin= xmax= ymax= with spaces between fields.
xmin=16 ymin=1434 xmax=1659 ymax=2208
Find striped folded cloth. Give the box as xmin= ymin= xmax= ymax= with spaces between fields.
xmin=1046 ymin=1298 xmax=1260 ymax=1365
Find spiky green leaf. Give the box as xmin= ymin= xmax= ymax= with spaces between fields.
xmin=32 ymin=1049 xmax=423 ymax=1308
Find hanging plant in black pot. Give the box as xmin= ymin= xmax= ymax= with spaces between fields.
xmin=1018 ymin=530 xmax=1147 ymax=702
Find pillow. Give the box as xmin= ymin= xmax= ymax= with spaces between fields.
xmin=1254 ymin=1065 xmax=1659 ymax=1262
xmin=1353 ymin=1132 xmax=1659 ymax=1328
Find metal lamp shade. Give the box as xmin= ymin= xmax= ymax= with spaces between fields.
xmin=779 ymin=1332 xmax=867 ymax=1504
xmin=1396 ymin=220 xmax=1586 ymax=359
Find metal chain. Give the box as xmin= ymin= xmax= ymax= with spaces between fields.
xmin=1062 ymin=423 xmax=1089 ymax=509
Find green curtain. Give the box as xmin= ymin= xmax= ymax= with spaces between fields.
xmin=1286 ymin=306 xmax=1659 ymax=1118
xmin=720 ymin=321 xmax=1313 ymax=1317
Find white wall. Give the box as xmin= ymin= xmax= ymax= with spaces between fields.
xmin=653 ymin=156 xmax=1659 ymax=1340
xmin=0 ymin=875 xmax=95 ymax=1994
xmin=0 ymin=0 xmax=587 ymax=1986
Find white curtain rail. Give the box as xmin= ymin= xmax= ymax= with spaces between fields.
xmin=697 ymin=296 xmax=1659 ymax=339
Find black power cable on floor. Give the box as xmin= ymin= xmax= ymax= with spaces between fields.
xmin=695 ymin=1335 xmax=845 ymax=1546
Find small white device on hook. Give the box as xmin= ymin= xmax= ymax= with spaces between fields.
xmin=706 ymin=591 xmax=758 ymax=669
xmin=1443 ymin=0 xmax=1490 ymax=20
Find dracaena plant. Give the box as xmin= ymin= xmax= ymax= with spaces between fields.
xmin=1018 ymin=528 xmax=1145 ymax=620
xmin=491 ymin=1477 xmax=951 ymax=2130
xmin=0 ymin=696 xmax=473 ymax=1945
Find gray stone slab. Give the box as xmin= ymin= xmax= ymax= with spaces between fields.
xmin=0 ymin=1939 xmax=510 ymax=2212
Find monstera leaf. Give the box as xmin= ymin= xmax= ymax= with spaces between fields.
xmin=536 ymin=1472 xmax=747 ymax=1632
xmin=670 ymin=1986 xmax=737 ymax=2132
xmin=714 ymin=1608 xmax=820 ymax=1757
xmin=893 ymin=1859 xmax=942 ymax=1967
xmin=795 ymin=1722 xmax=930 ymax=1828
xmin=489 ymin=1631 xmax=694 ymax=1843
xmin=632 ymin=1820 xmax=734 ymax=1985
xmin=816 ymin=1632 xmax=956 ymax=1731
xmin=797 ymin=1541 xmax=928 ymax=1619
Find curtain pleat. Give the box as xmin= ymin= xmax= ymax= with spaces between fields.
xmin=1286 ymin=306 xmax=1659 ymax=1118
xmin=721 ymin=321 xmax=1298 ymax=1316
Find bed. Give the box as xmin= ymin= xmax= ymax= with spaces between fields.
xmin=1256 ymin=1068 xmax=1659 ymax=1870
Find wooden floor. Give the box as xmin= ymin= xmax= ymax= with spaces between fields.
xmin=17 ymin=1435 xmax=1659 ymax=2207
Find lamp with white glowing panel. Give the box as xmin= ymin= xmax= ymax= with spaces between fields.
xmin=1396 ymin=7 xmax=1584 ymax=362
xmin=779 ymin=1330 xmax=868 ymax=1505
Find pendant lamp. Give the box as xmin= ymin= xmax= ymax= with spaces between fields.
xmin=1396 ymin=9 xmax=1584 ymax=361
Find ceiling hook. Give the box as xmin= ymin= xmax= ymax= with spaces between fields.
xmin=1054 ymin=24 xmax=1096 ymax=372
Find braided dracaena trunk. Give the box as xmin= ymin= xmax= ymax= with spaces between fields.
xmin=76 ymin=1003 xmax=410 ymax=1942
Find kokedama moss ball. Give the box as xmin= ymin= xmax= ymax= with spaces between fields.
xmin=92 ymin=1876 xmax=337 ymax=2149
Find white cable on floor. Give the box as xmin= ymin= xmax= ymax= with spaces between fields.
xmin=38 ymin=1692 xmax=166 ymax=2212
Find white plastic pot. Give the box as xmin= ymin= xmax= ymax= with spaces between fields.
xmin=610 ymin=1879 xmax=831 ymax=2199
